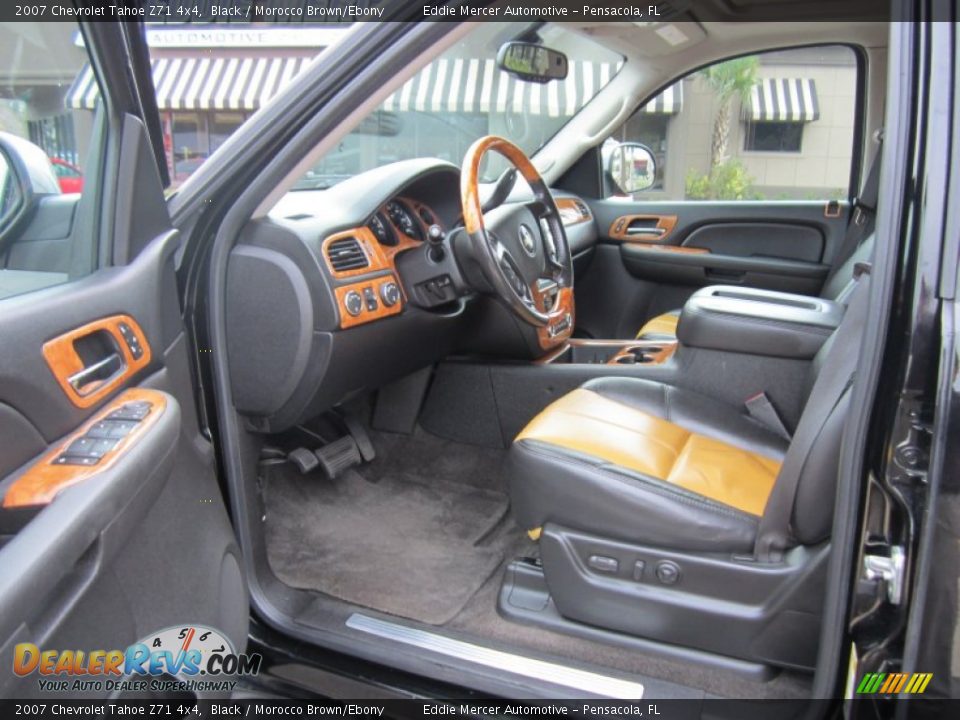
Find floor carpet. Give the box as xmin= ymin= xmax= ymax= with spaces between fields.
xmin=264 ymin=429 xmax=512 ymax=625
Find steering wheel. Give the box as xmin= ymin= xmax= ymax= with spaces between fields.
xmin=460 ymin=136 xmax=574 ymax=345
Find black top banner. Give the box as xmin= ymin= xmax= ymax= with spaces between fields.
xmin=1 ymin=0 xmax=892 ymax=24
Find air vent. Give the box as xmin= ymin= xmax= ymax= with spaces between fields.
xmin=558 ymin=200 xmax=591 ymax=226
xmin=326 ymin=237 xmax=369 ymax=273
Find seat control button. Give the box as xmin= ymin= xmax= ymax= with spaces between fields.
xmin=587 ymin=555 xmax=619 ymax=574
xmin=655 ymin=560 xmax=681 ymax=585
xmin=633 ymin=560 xmax=646 ymax=581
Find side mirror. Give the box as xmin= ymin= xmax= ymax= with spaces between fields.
xmin=606 ymin=142 xmax=657 ymax=195
xmin=496 ymin=42 xmax=568 ymax=84
xmin=0 ymin=150 xmax=24 ymax=234
xmin=0 ymin=132 xmax=60 ymax=241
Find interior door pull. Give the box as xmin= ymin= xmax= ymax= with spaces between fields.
xmin=67 ymin=353 xmax=124 ymax=394
xmin=626 ymin=227 xmax=666 ymax=237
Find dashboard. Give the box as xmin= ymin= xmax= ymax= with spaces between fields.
xmin=225 ymin=158 xmax=598 ymax=433
xmin=321 ymin=195 xmax=447 ymax=330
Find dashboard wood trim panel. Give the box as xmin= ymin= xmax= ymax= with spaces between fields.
xmin=42 ymin=314 xmax=152 ymax=409
xmin=2 ymin=388 xmax=167 ymax=508
xmin=322 ymin=198 xmax=445 ymax=329
xmin=334 ymin=275 xmax=404 ymax=329
xmin=556 ymin=198 xmax=592 ymax=226
xmin=321 ymin=226 xmax=392 ymax=279
xmin=533 ymin=285 xmax=574 ymax=351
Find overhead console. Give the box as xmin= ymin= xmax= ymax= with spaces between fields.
xmin=676 ymin=285 xmax=844 ymax=359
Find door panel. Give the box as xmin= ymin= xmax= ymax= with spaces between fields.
xmin=574 ymin=198 xmax=850 ymax=338
xmin=0 ymin=230 xmax=248 ymax=698
xmin=683 ymin=222 xmax=824 ymax=262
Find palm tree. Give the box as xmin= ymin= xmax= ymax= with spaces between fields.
xmin=703 ymin=56 xmax=760 ymax=168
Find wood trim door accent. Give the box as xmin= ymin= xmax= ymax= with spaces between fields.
xmin=42 ymin=314 xmax=152 ymax=409
xmin=2 ymin=388 xmax=167 ymax=508
xmin=629 ymin=243 xmax=709 ymax=255
xmin=608 ymin=214 xmax=679 ymax=243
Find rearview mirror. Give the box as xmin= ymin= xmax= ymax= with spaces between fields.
xmin=606 ymin=142 xmax=657 ymax=195
xmin=496 ymin=42 xmax=568 ymax=84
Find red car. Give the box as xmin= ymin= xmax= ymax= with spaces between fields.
xmin=49 ymin=157 xmax=83 ymax=194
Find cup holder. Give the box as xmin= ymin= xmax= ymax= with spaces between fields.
xmin=615 ymin=346 xmax=664 ymax=364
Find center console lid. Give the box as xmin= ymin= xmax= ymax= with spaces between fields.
xmin=677 ymin=285 xmax=843 ymax=359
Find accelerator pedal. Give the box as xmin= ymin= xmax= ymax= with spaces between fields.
xmin=339 ymin=412 xmax=376 ymax=462
xmin=315 ymin=435 xmax=363 ymax=479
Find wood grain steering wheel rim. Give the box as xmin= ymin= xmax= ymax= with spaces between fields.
xmin=460 ymin=135 xmax=574 ymax=338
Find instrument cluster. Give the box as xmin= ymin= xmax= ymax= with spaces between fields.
xmin=367 ymin=197 xmax=443 ymax=247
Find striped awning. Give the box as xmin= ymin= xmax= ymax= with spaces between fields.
xmin=382 ymin=58 xmax=621 ymax=117
xmin=744 ymin=78 xmax=820 ymax=123
xmin=639 ymin=82 xmax=683 ymax=115
xmin=67 ymin=55 xmax=313 ymax=112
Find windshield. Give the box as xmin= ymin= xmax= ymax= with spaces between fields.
xmin=294 ymin=23 xmax=622 ymax=191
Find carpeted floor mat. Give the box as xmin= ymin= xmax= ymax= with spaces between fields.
xmin=264 ymin=461 xmax=512 ymax=625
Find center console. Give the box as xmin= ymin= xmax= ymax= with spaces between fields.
xmin=676 ymin=285 xmax=843 ymax=359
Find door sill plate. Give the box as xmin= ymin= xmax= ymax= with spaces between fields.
xmin=346 ymin=613 xmax=645 ymax=699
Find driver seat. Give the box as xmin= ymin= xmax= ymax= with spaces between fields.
xmin=505 ymin=276 xmax=870 ymax=668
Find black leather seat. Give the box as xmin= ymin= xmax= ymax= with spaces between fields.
xmin=510 ymin=377 xmax=788 ymax=553
xmin=510 ymin=275 xmax=870 ymax=560
xmin=503 ymin=275 xmax=870 ymax=668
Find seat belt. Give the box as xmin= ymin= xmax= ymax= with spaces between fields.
xmin=753 ymin=272 xmax=871 ymax=562
xmin=830 ymin=142 xmax=882 ymax=273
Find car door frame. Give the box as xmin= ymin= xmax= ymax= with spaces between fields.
xmin=0 ymin=19 xmax=249 ymax=698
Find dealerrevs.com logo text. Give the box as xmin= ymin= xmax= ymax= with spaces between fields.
xmin=12 ymin=625 xmax=261 ymax=693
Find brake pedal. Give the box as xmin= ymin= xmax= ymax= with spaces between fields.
xmin=315 ymin=435 xmax=362 ymax=479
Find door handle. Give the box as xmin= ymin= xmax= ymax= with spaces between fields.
xmin=67 ymin=353 xmax=124 ymax=394
xmin=625 ymin=227 xmax=666 ymax=237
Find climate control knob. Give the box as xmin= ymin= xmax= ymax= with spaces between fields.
xmin=380 ymin=282 xmax=401 ymax=307
xmin=344 ymin=290 xmax=363 ymax=316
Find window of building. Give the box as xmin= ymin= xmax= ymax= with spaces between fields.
xmin=210 ymin=113 xmax=245 ymax=154
xmin=744 ymin=121 xmax=804 ymax=152
xmin=171 ymin=114 xmax=205 ymax=180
